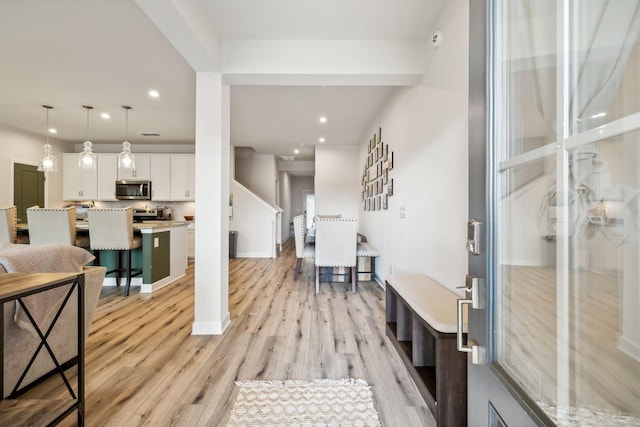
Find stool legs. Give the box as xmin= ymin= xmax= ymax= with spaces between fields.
xmin=125 ymin=250 xmax=132 ymax=297
xmin=114 ymin=250 xmax=122 ymax=288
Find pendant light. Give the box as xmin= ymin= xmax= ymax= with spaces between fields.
xmin=118 ymin=105 xmax=135 ymax=170
xmin=37 ymin=105 xmax=58 ymax=172
xmin=78 ymin=105 xmax=96 ymax=169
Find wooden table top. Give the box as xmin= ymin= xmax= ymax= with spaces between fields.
xmin=0 ymin=272 xmax=81 ymax=302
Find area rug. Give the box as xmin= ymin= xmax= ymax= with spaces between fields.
xmin=226 ymin=378 xmax=382 ymax=427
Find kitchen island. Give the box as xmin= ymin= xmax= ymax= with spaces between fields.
xmin=18 ymin=220 xmax=189 ymax=294
xmin=83 ymin=220 xmax=188 ymax=293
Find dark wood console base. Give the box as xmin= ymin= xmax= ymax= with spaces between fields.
xmin=386 ymin=277 xmax=467 ymax=427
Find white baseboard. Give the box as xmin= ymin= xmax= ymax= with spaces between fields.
xmin=102 ymin=277 xmax=143 ymax=287
xmin=140 ymin=273 xmax=185 ymax=293
xmin=235 ymin=252 xmax=273 ymax=258
xmin=618 ymin=334 xmax=640 ymax=362
xmin=192 ymin=312 xmax=231 ymax=335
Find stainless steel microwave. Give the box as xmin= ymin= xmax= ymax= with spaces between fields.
xmin=115 ymin=180 xmax=152 ymax=200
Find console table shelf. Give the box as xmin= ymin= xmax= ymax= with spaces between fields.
xmin=385 ymin=274 xmax=467 ymax=427
xmin=0 ymin=272 xmax=85 ymax=426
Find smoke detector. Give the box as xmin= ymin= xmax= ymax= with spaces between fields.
xmin=431 ymin=30 xmax=443 ymax=48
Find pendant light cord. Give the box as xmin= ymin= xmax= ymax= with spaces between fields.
xmin=83 ymin=105 xmax=93 ymax=140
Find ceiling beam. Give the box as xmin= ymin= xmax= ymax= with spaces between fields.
xmin=135 ymin=0 xmax=221 ymax=72
xmin=222 ymin=39 xmax=428 ymax=86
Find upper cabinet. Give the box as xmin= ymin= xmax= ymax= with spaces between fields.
xmin=97 ymin=154 xmax=118 ymax=201
xmin=170 ymin=155 xmax=195 ymax=201
xmin=117 ymin=154 xmax=150 ymax=180
xmin=62 ymin=154 xmax=98 ymax=201
xmin=63 ymin=152 xmax=194 ymax=202
xmin=150 ymin=155 xmax=171 ymax=201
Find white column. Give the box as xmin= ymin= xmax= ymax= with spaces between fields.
xmin=192 ymin=72 xmax=230 ymax=335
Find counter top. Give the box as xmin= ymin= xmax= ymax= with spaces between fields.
xmin=17 ymin=220 xmax=189 ymax=232
xmin=138 ymin=220 xmax=189 ymax=228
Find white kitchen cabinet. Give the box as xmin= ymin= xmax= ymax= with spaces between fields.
xmin=150 ymin=155 xmax=171 ymax=200
xmin=187 ymin=223 xmax=195 ymax=259
xmin=97 ymin=154 xmax=118 ymax=201
xmin=117 ymin=154 xmax=150 ymax=180
xmin=170 ymin=155 xmax=195 ymax=201
xmin=62 ymin=153 xmax=98 ymax=201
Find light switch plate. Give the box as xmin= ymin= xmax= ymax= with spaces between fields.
xmin=154 ymin=237 xmax=159 ymax=248
xmin=400 ymin=206 xmax=407 ymax=218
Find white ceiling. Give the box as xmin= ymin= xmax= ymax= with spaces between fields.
xmin=0 ymin=0 xmax=446 ymax=162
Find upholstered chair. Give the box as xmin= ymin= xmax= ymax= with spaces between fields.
xmin=26 ymin=206 xmax=89 ymax=248
xmin=293 ymin=214 xmax=315 ymax=280
xmin=87 ymin=207 xmax=142 ymax=296
xmin=0 ymin=206 xmax=18 ymax=244
xmin=314 ymin=218 xmax=358 ymax=294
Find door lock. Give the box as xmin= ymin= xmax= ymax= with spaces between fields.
xmin=466 ymin=219 xmax=481 ymax=255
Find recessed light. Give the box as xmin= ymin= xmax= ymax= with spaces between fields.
xmin=148 ymin=90 xmax=160 ymax=98
xmin=294 ymin=149 xmax=300 ymax=154
xmin=100 ymin=112 xmax=111 ymax=119
xmin=318 ymin=137 xmax=325 ymax=143
xmin=319 ymin=116 xmax=327 ymax=123
xmin=48 ymin=128 xmax=57 ymax=134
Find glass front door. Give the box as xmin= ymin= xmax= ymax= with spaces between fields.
xmin=467 ymin=1 xmax=640 ymax=425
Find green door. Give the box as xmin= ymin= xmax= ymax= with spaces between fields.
xmin=14 ymin=163 xmax=45 ymax=223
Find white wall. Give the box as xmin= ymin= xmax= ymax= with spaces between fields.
xmin=315 ymin=145 xmax=360 ymax=219
xmin=234 ymin=147 xmax=277 ymax=203
xmin=0 ymin=123 xmax=73 ymax=208
xmin=357 ymin=0 xmax=469 ymax=294
xmin=229 ymin=180 xmax=278 ymax=258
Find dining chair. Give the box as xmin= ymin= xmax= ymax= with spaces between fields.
xmin=293 ymin=214 xmax=315 ymax=280
xmin=26 ymin=206 xmax=90 ymax=248
xmin=0 ymin=206 xmax=18 ymax=244
xmin=87 ymin=207 xmax=142 ymax=296
xmin=314 ymin=217 xmax=358 ymax=294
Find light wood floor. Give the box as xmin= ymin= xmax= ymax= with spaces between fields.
xmin=23 ymin=239 xmax=434 ymax=426
xmin=501 ymin=265 xmax=640 ymax=419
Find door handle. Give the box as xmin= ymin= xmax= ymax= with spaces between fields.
xmin=457 ymin=298 xmax=472 ymax=353
xmin=457 ymin=296 xmax=485 ymax=364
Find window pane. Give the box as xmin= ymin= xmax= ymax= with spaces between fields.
xmin=498 ymin=155 xmax=558 ymax=409
xmin=564 ymin=135 xmax=640 ymax=422
xmin=501 ymin=0 xmax=558 ymax=158
xmin=568 ymin=2 xmax=640 ymax=135
xmin=497 ymin=135 xmax=640 ymax=425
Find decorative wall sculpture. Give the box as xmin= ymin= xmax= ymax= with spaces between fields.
xmin=361 ymin=127 xmax=394 ymax=211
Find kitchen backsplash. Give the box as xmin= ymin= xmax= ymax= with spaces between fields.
xmin=92 ymin=200 xmax=195 ymax=222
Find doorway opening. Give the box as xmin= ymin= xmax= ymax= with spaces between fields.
xmin=303 ymin=191 xmax=315 ymax=230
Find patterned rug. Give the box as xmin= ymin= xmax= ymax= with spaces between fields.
xmin=226 ymin=378 xmax=382 ymax=427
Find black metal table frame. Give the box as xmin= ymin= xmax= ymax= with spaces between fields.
xmin=0 ymin=273 xmax=85 ymax=426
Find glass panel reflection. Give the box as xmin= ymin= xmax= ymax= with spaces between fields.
xmin=497 ymin=134 xmax=640 ymax=425
xmin=501 ymin=0 xmax=558 ymax=157
xmin=498 ymin=155 xmax=558 ymax=409
xmin=568 ymin=2 xmax=640 ymax=135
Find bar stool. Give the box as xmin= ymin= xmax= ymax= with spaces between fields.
xmin=87 ymin=207 xmax=142 ymax=296
xmin=26 ymin=206 xmax=90 ymax=248
xmin=0 ymin=205 xmax=17 ymax=243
